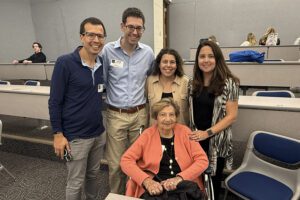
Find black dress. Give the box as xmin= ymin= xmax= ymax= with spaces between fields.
xmin=192 ymin=87 xmax=215 ymax=153
xmin=193 ymin=87 xmax=225 ymax=199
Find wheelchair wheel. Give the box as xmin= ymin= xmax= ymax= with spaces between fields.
xmin=203 ymin=168 xmax=215 ymax=200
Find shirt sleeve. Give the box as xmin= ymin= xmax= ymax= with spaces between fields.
xmin=177 ymin=128 xmax=209 ymax=181
xmin=27 ymin=54 xmax=35 ymax=62
xmin=101 ymin=46 xmax=109 ymax=86
xmin=120 ymin=133 xmax=151 ymax=186
xmin=48 ymin=57 xmax=68 ymax=133
xmin=18 ymin=54 xmax=34 ymax=63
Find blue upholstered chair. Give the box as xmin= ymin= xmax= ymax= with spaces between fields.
xmin=0 ymin=80 xmax=11 ymax=85
xmin=224 ymin=131 xmax=300 ymax=200
xmin=24 ymin=80 xmax=40 ymax=86
xmin=252 ymin=90 xmax=295 ymax=98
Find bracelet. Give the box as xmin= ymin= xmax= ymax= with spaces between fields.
xmin=206 ymin=129 xmax=214 ymax=137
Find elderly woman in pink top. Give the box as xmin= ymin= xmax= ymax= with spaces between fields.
xmin=120 ymin=98 xmax=208 ymax=198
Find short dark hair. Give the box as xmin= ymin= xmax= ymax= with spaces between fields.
xmin=79 ymin=17 xmax=106 ymax=36
xmin=32 ymin=42 xmax=42 ymax=49
xmin=122 ymin=7 xmax=145 ymax=25
xmin=152 ymin=48 xmax=184 ymax=77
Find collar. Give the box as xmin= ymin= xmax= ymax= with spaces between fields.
xmin=151 ymin=75 xmax=181 ymax=86
xmin=81 ymin=56 xmax=101 ymax=69
xmin=75 ymin=46 xmax=102 ymax=69
xmin=114 ymin=37 xmax=143 ymax=50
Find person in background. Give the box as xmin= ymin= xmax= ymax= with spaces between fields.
xmin=12 ymin=42 xmax=46 ymax=64
xmin=102 ymin=7 xmax=155 ymax=194
xmin=259 ymin=27 xmax=280 ymax=45
xmin=294 ymin=36 xmax=300 ymax=45
xmin=199 ymin=38 xmax=209 ymax=44
xmin=146 ymin=48 xmax=190 ymax=126
xmin=189 ymin=40 xmax=239 ymax=199
xmin=49 ymin=17 xmax=106 ymax=200
xmin=208 ymin=35 xmax=220 ymax=46
xmin=121 ymin=98 xmax=208 ymax=198
xmin=240 ymin=32 xmax=257 ymax=46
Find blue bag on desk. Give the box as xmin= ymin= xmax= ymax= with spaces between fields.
xmin=229 ymin=50 xmax=265 ymax=63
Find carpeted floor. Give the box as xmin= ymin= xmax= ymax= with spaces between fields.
xmin=0 ymin=150 xmax=241 ymax=200
xmin=0 ymin=151 xmax=110 ymax=200
xmin=0 ymin=115 xmax=242 ymax=200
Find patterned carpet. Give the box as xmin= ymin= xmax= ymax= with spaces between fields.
xmin=0 ymin=115 xmax=242 ymax=200
xmin=0 ymin=151 xmax=110 ymax=200
xmin=0 ymin=150 xmax=241 ymax=200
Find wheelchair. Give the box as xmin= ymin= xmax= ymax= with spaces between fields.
xmin=203 ymin=166 xmax=215 ymax=200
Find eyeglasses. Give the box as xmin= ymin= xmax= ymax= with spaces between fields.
xmin=125 ymin=25 xmax=145 ymax=33
xmin=82 ymin=32 xmax=106 ymax=41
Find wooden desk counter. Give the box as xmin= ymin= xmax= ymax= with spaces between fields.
xmin=0 ymin=85 xmax=50 ymax=95
xmin=0 ymin=63 xmax=47 ymax=80
xmin=233 ymin=96 xmax=300 ymax=142
xmin=183 ymin=61 xmax=300 ymax=90
xmin=227 ymin=61 xmax=300 ymax=88
xmin=44 ymin=63 xmax=54 ymax=80
xmin=238 ymin=95 xmax=300 ymax=111
xmin=0 ymin=85 xmax=50 ymax=120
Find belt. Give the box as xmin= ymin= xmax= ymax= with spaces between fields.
xmin=108 ymin=104 xmax=146 ymax=114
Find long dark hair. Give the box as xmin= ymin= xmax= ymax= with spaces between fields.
xmin=192 ymin=41 xmax=239 ymax=96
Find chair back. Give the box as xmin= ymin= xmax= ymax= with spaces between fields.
xmin=24 ymin=80 xmax=40 ymax=86
xmin=252 ymin=90 xmax=295 ymax=98
xmin=0 ymin=80 xmax=10 ymax=85
xmin=252 ymin=132 xmax=300 ymax=168
xmin=245 ymin=131 xmax=300 ymax=196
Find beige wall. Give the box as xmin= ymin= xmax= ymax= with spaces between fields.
xmin=153 ymin=0 xmax=164 ymax=56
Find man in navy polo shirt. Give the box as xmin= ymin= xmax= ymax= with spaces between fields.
xmin=49 ymin=17 xmax=106 ymax=200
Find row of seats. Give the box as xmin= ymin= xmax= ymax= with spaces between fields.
xmin=0 ymin=80 xmax=295 ymax=98
xmin=224 ymin=91 xmax=298 ymax=199
xmin=0 ymin=80 xmax=41 ymax=86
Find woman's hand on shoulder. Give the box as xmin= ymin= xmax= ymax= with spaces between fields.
xmin=142 ymin=177 xmax=163 ymax=196
xmin=188 ymin=130 xmax=209 ymax=141
xmin=161 ymin=176 xmax=183 ymax=191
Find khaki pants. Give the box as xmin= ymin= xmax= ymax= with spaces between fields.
xmin=105 ymin=107 xmax=148 ymax=194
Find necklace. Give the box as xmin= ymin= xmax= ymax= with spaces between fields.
xmin=161 ymin=136 xmax=175 ymax=175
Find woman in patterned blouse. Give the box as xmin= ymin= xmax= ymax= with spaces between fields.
xmin=189 ymin=40 xmax=240 ymax=199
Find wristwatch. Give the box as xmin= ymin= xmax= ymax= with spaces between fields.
xmin=206 ymin=129 xmax=214 ymax=137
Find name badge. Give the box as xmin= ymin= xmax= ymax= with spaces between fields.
xmin=98 ymin=84 xmax=104 ymax=93
xmin=110 ymin=59 xmax=124 ymax=68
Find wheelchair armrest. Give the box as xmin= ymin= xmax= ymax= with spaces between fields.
xmin=204 ymin=166 xmax=213 ymax=175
